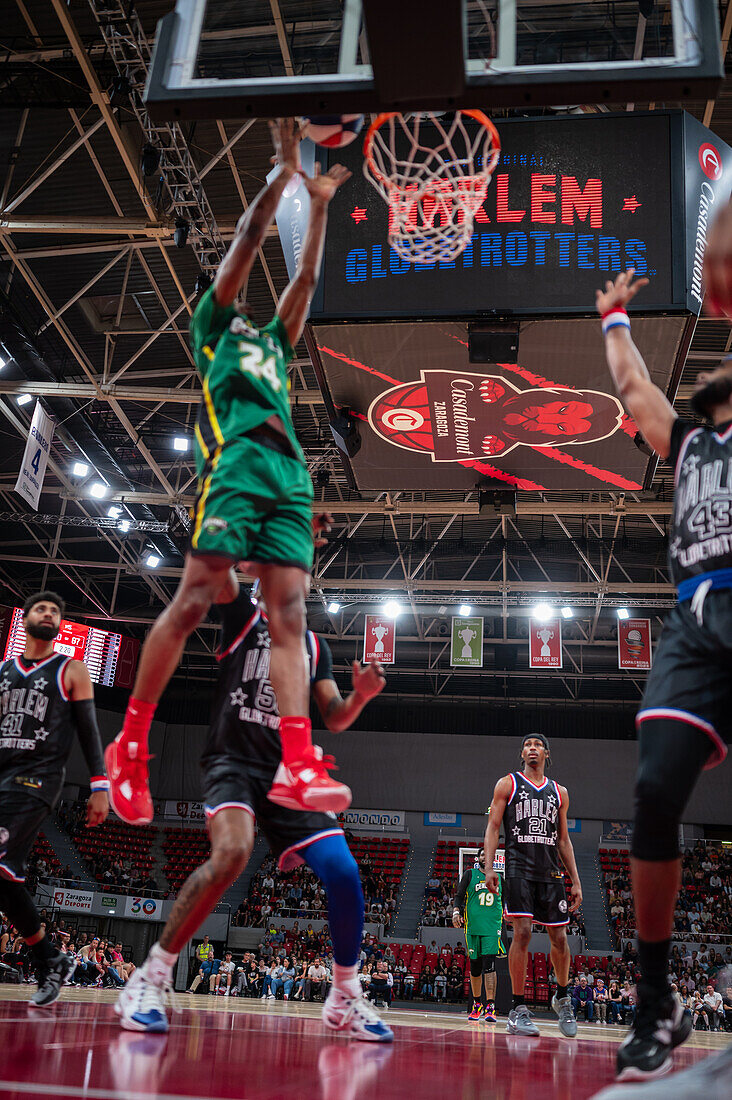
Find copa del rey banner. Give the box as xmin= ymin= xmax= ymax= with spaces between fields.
xmin=618 ymin=618 xmax=652 ymax=670
xmin=363 ymin=615 xmax=395 ymax=664
xmin=14 ymin=400 xmax=55 ymax=510
xmin=528 ymin=616 xmax=563 ymax=669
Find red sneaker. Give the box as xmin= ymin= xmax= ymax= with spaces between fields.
xmin=468 ymin=1003 xmax=485 ymax=1021
xmin=105 ymin=736 xmax=154 ymax=825
xmin=267 ymin=746 xmax=352 ymax=813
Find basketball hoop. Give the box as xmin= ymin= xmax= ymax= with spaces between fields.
xmin=363 ymin=110 xmax=501 ymax=265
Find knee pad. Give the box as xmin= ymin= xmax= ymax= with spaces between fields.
xmin=482 ymin=954 xmax=496 ymax=974
xmin=469 ymin=958 xmax=483 ymax=979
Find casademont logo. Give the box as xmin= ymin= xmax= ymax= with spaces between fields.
xmin=699 ymin=143 xmax=723 ymax=182
xmin=368 ymin=370 xmax=625 ymax=462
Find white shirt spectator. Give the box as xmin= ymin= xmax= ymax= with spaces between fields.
xmin=308 ymin=964 xmax=327 ymax=982
xmin=703 ymin=988 xmax=723 ymax=1014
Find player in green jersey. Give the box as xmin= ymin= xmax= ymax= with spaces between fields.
xmin=453 ymin=847 xmax=504 ymax=1023
xmin=107 ymin=119 xmax=353 ymax=826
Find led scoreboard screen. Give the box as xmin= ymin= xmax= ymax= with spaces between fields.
xmin=311 ymin=112 xmax=682 ymax=317
xmin=2 ymin=608 xmax=140 ymax=689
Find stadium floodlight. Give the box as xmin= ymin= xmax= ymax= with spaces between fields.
xmin=458 ymin=603 xmax=472 ymax=616
xmin=0 ymin=355 xmax=6 ymax=370
xmin=118 ymin=519 xmax=131 ymax=533
xmin=617 ymin=607 xmax=630 ymax=620
xmin=89 ymin=481 xmax=108 ymax=499
xmin=382 ymin=600 xmax=402 ymax=618
xmin=173 ymin=436 xmax=189 ymax=451
xmin=532 ymin=602 xmax=553 ymax=622
xmin=561 ymin=606 xmax=574 ymax=619
xmin=327 ymin=601 xmax=341 ymax=614
xmin=145 ymin=553 xmax=161 ymax=568
xmin=72 ymin=461 xmax=89 ymax=477
xmin=108 ymin=506 xmax=122 ymax=518
xmin=16 ymin=393 xmax=32 ymax=406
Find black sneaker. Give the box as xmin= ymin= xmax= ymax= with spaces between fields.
xmin=616 ymin=986 xmax=692 ymax=1082
xmin=31 ymin=953 xmax=77 ymax=1008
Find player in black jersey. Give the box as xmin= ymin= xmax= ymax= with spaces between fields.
xmin=597 ymin=269 xmax=732 ymax=1083
xmin=115 ymin=588 xmax=392 ymax=1042
xmin=0 ymin=591 xmax=109 ymax=1007
xmin=485 ymin=734 xmax=582 ymax=1039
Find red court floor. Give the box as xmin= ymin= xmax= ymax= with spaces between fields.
xmin=0 ymin=989 xmax=727 ymax=1100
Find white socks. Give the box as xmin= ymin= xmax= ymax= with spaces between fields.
xmin=332 ymin=963 xmax=361 ymax=1000
xmin=145 ymin=942 xmax=177 ymax=985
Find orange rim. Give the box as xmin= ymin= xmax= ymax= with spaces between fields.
xmin=363 ymin=109 xmax=501 ymax=188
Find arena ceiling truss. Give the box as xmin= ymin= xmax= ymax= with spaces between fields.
xmin=1 ymin=0 xmax=732 ymax=714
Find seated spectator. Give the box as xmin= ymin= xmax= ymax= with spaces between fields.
xmin=619 ymin=980 xmax=636 ymax=1024
xmin=271 ymin=957 xmax=296 ymax=1001
xmin=594 ymin=978 xmax=609 ymax=1023
xmin=109 ymin=942 xmax=135 ymax=982
xmin=402 ymin=969 xmax=416 ymax=1000
xmin=572 ymin=976 xmax=595 ymax=1022
xmin=419 ymin=965 xmax=435 ymax=1001
xmin=607 ymin=980 xmax=623 ymax=1024
xmin=260 ymin=960 xmax=279 ymax=999
xmin=368 ymin=961 xmax=393 ymax=1008
xmin=304 ymin=957 xmax=327 ymax=1002
xmin=188 ymin=951 xmax=220 ymax=995
xmin=214 ymin=952 xmax=236 ymax=996
xmin=701 ymin=983 xmax=724 ymax=1031
xmin=447 ymin=965 xmax=463 ymax=1004
xmin=434 ymin=958 xmax=448 ymax=1003
xmin=292 ymin=958 xmax=308 ymax=1001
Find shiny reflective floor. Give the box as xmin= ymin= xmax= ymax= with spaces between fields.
xmin=0 ymin=988 xmax=728 ymax=1100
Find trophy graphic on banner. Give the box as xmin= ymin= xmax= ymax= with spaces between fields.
xmin=537 ymin=627 xmax=554 ymax=658
xmin=371 ymin=623 xmax=387 ymax=654
xmin=459 ymin=625 xmax=476 ymax=658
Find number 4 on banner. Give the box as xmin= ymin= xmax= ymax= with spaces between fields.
xmin=14 ymin=400 xmax=55 ymax=511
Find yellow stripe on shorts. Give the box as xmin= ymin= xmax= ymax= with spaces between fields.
xmin=191 ymin=447 xmax=222 ymax=550
xmin=203 ymin=374 xmax=225 ymax=447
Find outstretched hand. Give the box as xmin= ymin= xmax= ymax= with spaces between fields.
xmin=268 ymin=117 xmax=302 ymax=175
xmin=313 ymin=511 xmax=334 ymax=549
xmin=595 ymin=269 xmax=649 ymax=317
xmin=302 ymin=162 xmax=352 ymax=204
xmin=351 ymin=659 xmax=386 ymax=702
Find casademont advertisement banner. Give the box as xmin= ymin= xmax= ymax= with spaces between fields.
xmin=683 ymin=113 xmax=732 ymax=315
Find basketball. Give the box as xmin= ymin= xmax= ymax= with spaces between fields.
xmin=302 ymin=114 xmax=364 ymax=148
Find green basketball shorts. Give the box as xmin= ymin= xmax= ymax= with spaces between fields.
xmin=466 ymin=932 xmax=504 ymax=959
xmin=190 ymin=436 xmax=314 ymax=572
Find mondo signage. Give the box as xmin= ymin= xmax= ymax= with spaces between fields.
xmin=124 ymin=896 xmax=163 ymax=919
xmin=338 ymin=809 xmax=405 ymax=832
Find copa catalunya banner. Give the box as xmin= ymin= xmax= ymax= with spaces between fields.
xmin=338 ymin=808 xmax=405 ymax=832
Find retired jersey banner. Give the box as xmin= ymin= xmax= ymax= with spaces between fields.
xmin=618 ymin=617 xmax=652 ymax=670
xmin=14 ymin=400 xmax=54 ymax=510
xmin=529 ymin=616 xmax=562 ymax=669
xmin=450 ymin=616 xmax=483 ymax=667
xmin=363 ymin=615 xmax=395 ymax=664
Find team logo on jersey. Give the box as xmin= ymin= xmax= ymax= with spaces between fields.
xmin=229 ymin=317 xmax=259 ymax=339
xmin=559 ymin=899 xmax=567 ymax=913
xmin=205 ymin=517 xmax=228 ymax=535
xmin=368 ymin=370 xmax=625 ymax=463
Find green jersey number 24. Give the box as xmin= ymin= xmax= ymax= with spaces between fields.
xmin=239 ymin=342 xmax=281 ymax=391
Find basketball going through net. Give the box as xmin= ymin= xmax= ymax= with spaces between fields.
xmin=363 ymin=110 xmax=501 ymax=265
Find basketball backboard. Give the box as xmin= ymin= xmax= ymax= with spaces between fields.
xmin=145 ymin=0 xmax=722 ymax=121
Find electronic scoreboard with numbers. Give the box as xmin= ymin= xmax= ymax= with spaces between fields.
xmin=1 ymin=607 xmax=140 ymax=689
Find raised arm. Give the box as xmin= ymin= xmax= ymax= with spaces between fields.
xmin=214 ymin=119 xmax=301 ymax=307
xmin=596 ymin=270 xmax=677 ymax=459
xmin=312 ymin=658 xmax=386 ymax=733
xmin=484 ymin=775 xmax=512 ymax=894
xmin=276 ymin=162 xmax=351 ymax=348
xmin=556 ymin=786 xmax=583 ymax=912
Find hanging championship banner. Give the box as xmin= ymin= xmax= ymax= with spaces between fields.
xmin=14 ymin=400 xmax=54 ymax=510
xmin=450 ymin=616 xmax=483 ymax=667
xmin=618 ymin=617 xmax=652 ymax=670
xmin=529 ymin=616 xmax=562 ymax=669
xmin=363 ymin=615 xmax=395 ymax=664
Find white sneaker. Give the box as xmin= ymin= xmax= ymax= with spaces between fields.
xmin=115 ymin=968 xmax=169 ymax=1033
xmin=322 ymin=989 xmax=394 ymax=1042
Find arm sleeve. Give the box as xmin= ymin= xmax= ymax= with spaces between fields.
xmin=263 ymin=315 xmax=295 ymax=365
xmin=70 ymin=699 xmax=106 ymax=784
xmin=313 ymin=637 xmax=333 ymax=683
xmin=666 ymin=417 xmax=695 ymax=468
xmin=189 ymin=285 xmax=236 ymax=377
xmin=453 ymin=869 xmax=472 ymax=914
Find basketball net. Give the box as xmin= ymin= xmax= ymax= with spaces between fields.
xmin=363 ymin=111 xmax=501 ymax=265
